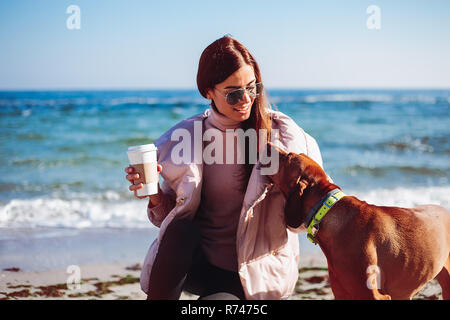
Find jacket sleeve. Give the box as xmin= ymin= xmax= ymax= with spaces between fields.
xmin=303 ymin=131 xmax=323 ymax=169
xmin=303 ymin=131 xmax=334 ymax=183
xmin=147 ymin=179 xmax=176 ymax=227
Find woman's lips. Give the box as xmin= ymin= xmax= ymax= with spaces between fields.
xmin=233 ymin=105 xmax=250 ymax=114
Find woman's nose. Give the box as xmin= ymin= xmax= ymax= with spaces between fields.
xmin=242 ymin=91 xmax=252 ymax=103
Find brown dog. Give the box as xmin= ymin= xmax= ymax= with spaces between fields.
xmin=268 ymin=147 xmax=450 ymax=300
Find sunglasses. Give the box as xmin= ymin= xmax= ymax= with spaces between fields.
xmin=214 ymin=82 xmax=263 ymax=105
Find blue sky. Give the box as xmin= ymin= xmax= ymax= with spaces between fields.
xmin=0 ymin=0 xmax=449 ymax=89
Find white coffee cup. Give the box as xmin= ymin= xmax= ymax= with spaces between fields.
xmin=127 ymin=144 xmax=158 ymax=196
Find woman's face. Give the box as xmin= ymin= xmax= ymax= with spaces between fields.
xmin=207 ymin=64 xmax=256 ymax=122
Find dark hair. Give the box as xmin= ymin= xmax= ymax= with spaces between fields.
xmin=196 ymin=35 xmax=273 ymax=187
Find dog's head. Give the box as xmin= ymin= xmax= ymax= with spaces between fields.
xmin=266 ymin=143 xmax=329 ymax=198
xmin=266 ymin=143 xmax=334 ymax=228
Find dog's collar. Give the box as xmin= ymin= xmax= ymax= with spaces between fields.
xmin=305 ymin=188 xmax=346 ymax=245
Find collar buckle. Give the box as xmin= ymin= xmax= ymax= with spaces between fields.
xmin=307 ymin=224 xmax=319 ymax=244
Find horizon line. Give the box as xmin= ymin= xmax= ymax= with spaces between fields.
xmin=1 ymin=86 xmax=450 ymax=92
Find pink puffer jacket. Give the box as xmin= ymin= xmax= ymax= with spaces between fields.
xmin=140 ymin=108 xmax=323 ymax=299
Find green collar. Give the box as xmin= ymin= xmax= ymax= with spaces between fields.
xmin=306 ymin=189 xmax=346 ymax=244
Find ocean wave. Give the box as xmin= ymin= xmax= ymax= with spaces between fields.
xmin=106 ymin=96 xmax=206 ymax=107
xmin=16 ymin=133 xmax=46 ymax=141
xmin=108 ymin=97 xmax=159 ymax=106
xmin=303 ymin=94 xmax=394 ymax=104
xmin=0 ymin=191 xmax=153 ymax=229
xmin=343 ymin=165 xmax=447 ymax=177
xmin=324 ymin=135 xmax=449 ymax=155
xmin=1 ymin=90 xmax=449 ymax=111
xmin=384 ymin=140 xmax=433 ymax=153
xmin=10 ymin=155 xmax=122 ymax=167
xmin=0 ymin=95 xmax=207 ymax=111
xmin=376 ymin=136 xmax=449 ymax=154
xmin=268 ymin=92 xmax=450 ymax=105
xmin=113 ymin=136 xmax=155 ymax=146
xmin=0 ymin=187 xmax=448 ymax=229
xmin=0 ymin=97 xmax=90 ymax=109
xmin=268 ymin=94 xmax=394 ymax=105
xmin=349 ymin=186 xmax=450 ymax=209
xmin=0 ymin=181 xmax=85 ymax=193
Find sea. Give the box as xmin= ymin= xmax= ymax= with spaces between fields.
xmin=0 ymin=89 xmax=449 ymax=271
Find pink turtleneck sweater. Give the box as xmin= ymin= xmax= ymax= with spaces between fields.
xmin=149 ymin=107 xmax=247 ymax=271
xmin=194 ymin=107 xmax=246 ymax=272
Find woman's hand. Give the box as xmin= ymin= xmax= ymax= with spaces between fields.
xmin=125 ymin=164 xmax=163 ymax=204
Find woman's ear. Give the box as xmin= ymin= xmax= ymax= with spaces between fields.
xmin=206 ymin=88 xmax=213 ymax=100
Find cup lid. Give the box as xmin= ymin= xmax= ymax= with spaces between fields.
xmin=127 ymin=144 xmax=157 ymax=153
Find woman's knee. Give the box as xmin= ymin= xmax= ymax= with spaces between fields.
xmin=162 ymin=218 xmax=201 ymax=249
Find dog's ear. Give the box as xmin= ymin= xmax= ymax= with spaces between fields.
xmin=298 ymin=153 xmax=328 ymax=185
xmin=284 ymin=178 xmax=309 ymax=228
xmin=297 ymin=178 xmax=308 ymax=197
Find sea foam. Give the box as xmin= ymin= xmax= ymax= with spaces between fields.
xmin=0 ymin=191 xmax=152 ymax=229
xmin=0 ymin=186 xmax=448 ymax=230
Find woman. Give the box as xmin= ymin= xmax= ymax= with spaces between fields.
xmin=124 ymin=35 xmax=324 ymax=300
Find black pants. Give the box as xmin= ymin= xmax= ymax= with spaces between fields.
xmin=146 ymin=218 xmax=246 ymax=300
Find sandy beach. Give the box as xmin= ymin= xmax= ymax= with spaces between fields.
xmin=0 ymin=252 xmax=443 ymax=300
